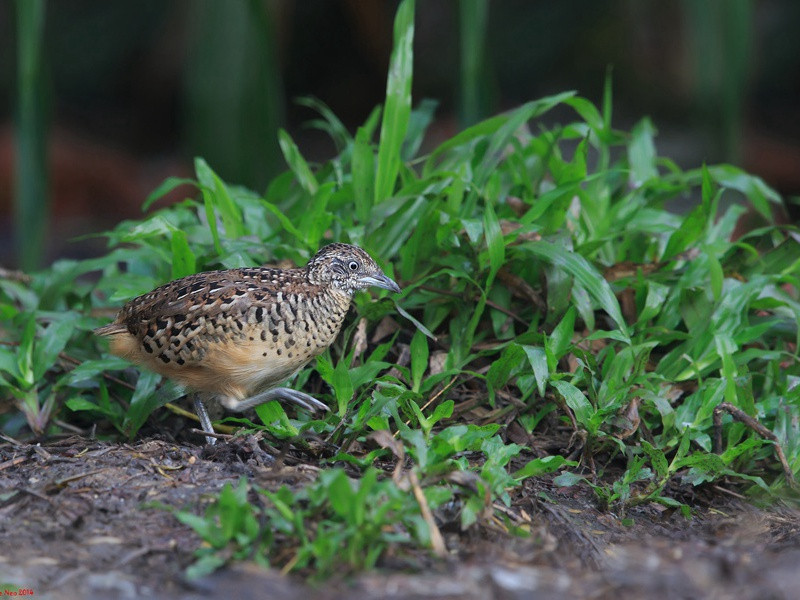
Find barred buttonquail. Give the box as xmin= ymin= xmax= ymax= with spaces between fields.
xmin=95 ymin=243 xmax=401 ymax=444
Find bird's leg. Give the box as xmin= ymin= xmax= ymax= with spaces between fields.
xmin=193 ymin=395 xmax=217 ymax=446
xmin=221 ymin=388 xmax=329 ymax=414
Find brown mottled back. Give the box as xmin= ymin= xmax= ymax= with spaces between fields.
xmin=95 ymin=244 xmax=400 ymax=405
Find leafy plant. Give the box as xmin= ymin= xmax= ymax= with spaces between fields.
xmin=2 ymin=0 xmax=800 ymax=580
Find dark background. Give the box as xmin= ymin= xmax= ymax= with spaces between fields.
xmin=2 ymin=0 xmax=799 ymax=268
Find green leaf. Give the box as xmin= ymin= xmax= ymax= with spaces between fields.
xmin=295 ymin=96 xmax=352 ymax=149
xmin=30 ymin=315 xmax=74 ymax=381
xmin=195 ymin=157 xmax=245 ymax=239
xmin=706 ymin=249 xmax=723 ymax=301
xmin=170 ymin=229 xmax=196 ymax=279
xmin=259 ymin=199 xmax=306 ymax=246
xmin=374 ymin=0 xmax=415 ymax=202
xmin=430 ymin=399 xmax=454 ymax=425
xmin=628 ymin=118 xmax=657 ymax=186
xmin=521 ymin=241 xmax=630 ymax=338
xmin=663 ymin=203 xmax=707 ymax=260
xmin=403 ymin=98 xmax=437 ymax=160
xmin=522 ymin=345 xmax=549 ymax=397
xmin=714 ymin=333 xmax=738 ymax=405
xmin=17 ymin=315 xmax=36 ymax=388
xmin=278 ymin=129 xmax=319 ymax=195
xmin=549 ymin=306 xmax=576 ymax=361
xmin=553 ymin=471 xmax=586 ymax=487
xmin=707 ymin=164 xmax=780 ymax=222
xmin=333 ymin=358 xmax=354 ymax=416
xmin=122 ymin=371 xmax=181 ymax=439
xmin=641 ymin=441 xmax=669 ymax=479
xmin=394 ymin=300 xmax=436 ymax=340
xmin=410 ymin=328 xmax=429 ymax=393
xmin=551 ymin=380 xmax=593 ymax=427
xmin=637 ymin=281 xmax=669 ymax=325
xmin=0 ymin=345 xmax=21 ymax=382
xmin=254 ymin=401 xmax=299 ymax=438
xmin=482 ymin=199 xmax=504 ymax=285
xmin=513 ymin=455 xmax=573 ymax=481
xmin=142 ymin=177 xmax=197 ymax=211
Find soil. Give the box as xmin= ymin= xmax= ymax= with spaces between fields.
xmin=1 ymin=435 xmax=799 ymax=600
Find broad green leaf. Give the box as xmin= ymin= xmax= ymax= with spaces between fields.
xmin=553 ymin=471 xmax=586 ymax=487
xmin=254 ymin=401 xmax=299 ymax=438
xmin=637 ymin=281 xmax=669 ymax=324
xmin=522 ymin=345 xmax=549 ymax=397
xmin=333 ymin=358 xmax=354 ymax=416
xmin=430 ymin=399 xmax=454 ymax=425
xmin=66 ymin=396 xmax=116 ymax=416
xmin=551 ymin=379 xmax=593 ymax=427
xmin=487 ymin=343 xmax=525 ymax=394
xmin=521 ymin=241 xmax=630 ymax=338
xmin=32 ymin=313 xmax=77 ymax=381
xmin=59 ymin=357 xmax=130 ymax=388
xmin=707 ymin=164 xmax=781 ymax=222
xmin=426 ymin=91 xmax=575 ymax=174
xmin=662 ymin=203 xmax=707 ymax=261
xmin=170 ymin=229 xmax=196 ymax=279
xmin=122 ymin=371 xmax=180 ymax=439
xmin=549 ymin=306 xmax=576 ymax=361
xmin=513 ymin=455 xmax=573 ymax=480
xmin=641 ymin=441 xmax=669 ymax=479
xmin=0 ymin=346 xmax=21 ymax=382
xmin=628 ymin=118 xmax=657 ymax=186
xmin=374 ymin=0 xmax=415 ymax=202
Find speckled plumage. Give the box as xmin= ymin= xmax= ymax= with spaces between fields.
xmin=95 ymin=243 xmax=401 ymax=442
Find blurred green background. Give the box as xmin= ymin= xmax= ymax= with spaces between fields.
xmin=2 ymin=0 xmax=799 ymax=270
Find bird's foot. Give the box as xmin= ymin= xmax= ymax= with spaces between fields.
xmin=193 ymin=396 xmax=218 ymax=446
xmin=221 ymin=387 xmax=329 ymax=414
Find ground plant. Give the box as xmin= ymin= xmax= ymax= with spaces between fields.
xmin=1 ymin=0 xmax=799 ymax=581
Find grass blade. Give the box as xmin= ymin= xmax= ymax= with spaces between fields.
xmin=195 ymin=158 xmax=245 ymax=239
xmin=374 ymin=0 xmax=415 ymax=203
xmin=278 ymin=129 xmax=319 ymax=195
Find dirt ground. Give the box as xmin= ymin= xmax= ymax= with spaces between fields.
xmin=1 ymin=435 xmax=799 ymax=600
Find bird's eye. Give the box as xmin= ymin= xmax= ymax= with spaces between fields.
xmin=348 ymin=260 xmax=359 ymax=271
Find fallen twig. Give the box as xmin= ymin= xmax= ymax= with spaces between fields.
xmin=713 ymin=402 xmax=796 ymax=489
xmin=408 ymin=468 xmax=447 ymax=557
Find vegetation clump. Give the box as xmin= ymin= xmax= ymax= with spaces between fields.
xmin=1 ymin=0 xmax=798 ymax=579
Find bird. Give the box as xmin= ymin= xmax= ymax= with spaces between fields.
xmin=94 ymin=243 xmax=401 ymax=444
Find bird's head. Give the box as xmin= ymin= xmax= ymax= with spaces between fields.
xmin=305 ymin=243 xmax=401 ymax=295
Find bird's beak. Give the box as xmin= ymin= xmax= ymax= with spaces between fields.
xmin=359 ymin=273 xmax=401 ymax=294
